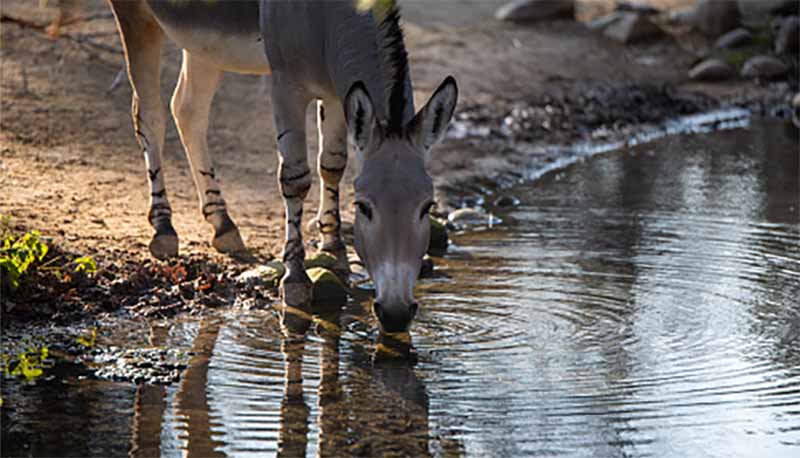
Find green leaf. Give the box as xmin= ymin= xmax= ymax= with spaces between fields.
xmin=73 ymin=256 xmax=97 ymax=274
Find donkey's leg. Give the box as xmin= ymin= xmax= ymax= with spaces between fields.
xmin=109 ymin=1 xmax=176 ymax=259
xmin=170 ymin=50 xmax=247 ymax=255
xmin=315 ymin=99 xmax=349 ymax=275
xmin=272 ymin=76 xmax=313 ymax=324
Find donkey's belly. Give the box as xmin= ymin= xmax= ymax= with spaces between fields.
xmin=146 ymin=0 xmax=271 ymax=74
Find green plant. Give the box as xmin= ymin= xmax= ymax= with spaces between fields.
xmin=1 ymin=344 xmax=50 ymax=383
xmin=73 ymin=256 xmax=97 ymax=274
xmin=1 ymin=229 xmax=49 ymax=291
xmin=1 ymin=216 xmax=98 ymax=294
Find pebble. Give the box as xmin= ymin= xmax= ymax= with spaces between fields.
xmin=615 ymin=1 xmax=660 ymax=15
xmin=690 ymin=0 xmax=740 ymax=37
xmin=495 ymin=0 xmax=575 ymax=22
xmin=774 ymin=16 xmax=799 ymax=55
xmin=493 ymin=195 xmax=520 ymax=207
xmin=714 ymin=28 xmax=753 ymax=49
xmin=304 ymin=252 xmax=338 ymax=270
xmin=448 ymin=208 xmax=502 ymax=228
xmin=236 ymin=261 xmax=284 ymax=288
xmin=587 ymin=12 xmax=624 ymax=31
xmin=740 ymin=55 xmax=789 ymax=80
xmin=602 ymin=12 xmax=665 ymax=44
xmin=688 ymin=59 xmax=735 ymax=81
xmin=307 ymin=267 xmax=348 ymax=304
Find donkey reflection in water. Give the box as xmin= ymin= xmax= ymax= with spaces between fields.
xmin=109 ymin=0 xmax=458 ymax=332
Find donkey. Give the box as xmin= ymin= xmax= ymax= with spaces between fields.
xmin=108 ymin=0 xmax=458 ymax=333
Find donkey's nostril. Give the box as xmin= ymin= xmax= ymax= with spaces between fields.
xmin=410 ymin=302 xmax=419 ymax=317
xmin=373 ymin=302 xmax=385 ymax=321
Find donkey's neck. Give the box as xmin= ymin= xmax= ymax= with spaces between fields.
xmin=326 ymin=7 xmax=414 ymax=127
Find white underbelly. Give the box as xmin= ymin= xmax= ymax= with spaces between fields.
xmin=157 ymin=22 xmax=271 ymax=75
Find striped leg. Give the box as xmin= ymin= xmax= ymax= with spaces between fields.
xmin=272 ymin=76 xmax=313 ymax=324
xmin=110 ymin=1 xmax=177 ymax=259
xmin=170 ymin=50 xmax=246 ymax=255
xmin=315 ymin=99 xmax=349 ymax=276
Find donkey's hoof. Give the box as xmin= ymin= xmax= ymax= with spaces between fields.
xmin=212 ymin=227 xmax=247 ymax=254
xmin=149 ymin=234 xmax=179 ymax=260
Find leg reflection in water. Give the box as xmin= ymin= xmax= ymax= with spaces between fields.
xmin=174 ymin=318 xmax=226 ymax=458
xmin=283 ymin=299 xmax=433 ymax=456
xmin=129 ymin=324 xmax=168 ymax=458
xmin=278 ymin=330 xmax=311 ymax=457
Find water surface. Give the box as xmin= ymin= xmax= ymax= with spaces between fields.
xmin=2 ymin=119 xmax=799 ymax=457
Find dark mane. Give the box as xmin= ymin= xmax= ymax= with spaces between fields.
xmin=376 ymin=3 xmax=410 ymax=136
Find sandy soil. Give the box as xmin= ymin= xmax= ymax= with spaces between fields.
xmin=0 ymin=0 xmax=790 ymax=321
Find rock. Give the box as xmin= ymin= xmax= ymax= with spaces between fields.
xmin=740 ymin=55 xmax=789 ymax=79
xmin=237 ymin=260 xmax=285 ymax=287
xmin=739 ymin=0 xmax=798 ymax=20
xmin=448 ymin=208 xmax=503 ymax=227
xmin=714 ymin=27 xmax=753 ymax=48
xmin=419 ymin=255 xmax=434 ymax=278
xmin=688 ymin=59 xmax=735 ymax=81
xmin=304 ymin=252 xmax=338 ymax=270
xmin=616 ymin=1 xmax=660 ymax=15
xmin=775 ymin=16 xmax=799 ymax=55
xmin=587 ymin=12 xmax=624 ymax=31
xmin=769 ymin=0 xmax=799 ymax=16
xmin=603 ymin=12 xmax=665 ymax=44
xmin=692 ymin=0 xmax=741 ymax=37
xmin=493 ymin=195 xmax=520 ymax=207
xmin=307 ymin=267 xmax=347 ymax=304
xmin=495 ymin=0 xmax=575 ymax=22
xmin=428 ymin=218 xmax=449 ymax=255
xmin=448 ymin=208 xmax=486 ymax=225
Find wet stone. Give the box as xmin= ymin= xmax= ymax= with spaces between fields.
xmin=774 ymin=16 xmax=799 ymax=55
xmin=690 ymin=0 xmax=741 ymax=37
xmin=494 ymin=195 xmax=520 ymax=207
xmin=448 ymin=208 xmax=502 ymax=228
xmin=602 ymin=12 xmax=665 ymax=44
xmin=304 ymin=252 xmax=338 ymax=270
xmin=615 ymin=1 xmax=660 ymax=15
xmin=237 ymin=261 xmax=285 ymax=288
xmin=740 ymin=55 xmax=789 ymax=80
xmin=587 ymin=12 xmax=624 ymax=31
xmin=428 ymin=218 xmax=449 ymax=255
xmin=689 ymin=59 xmax=735 ymax=81
xmin=495 ymin=0 xmax=575 ymax=22
xmin=714 ymin=28 xmax=753 ymax=49
xmin=307 ymin=267 xmax=348 ymax=304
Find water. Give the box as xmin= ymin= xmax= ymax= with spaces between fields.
xmin=3 ymin=119 xmax=799 ymax=457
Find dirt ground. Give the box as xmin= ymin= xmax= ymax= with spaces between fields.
xmin=0 ymin=0 xmax=793 ymax=321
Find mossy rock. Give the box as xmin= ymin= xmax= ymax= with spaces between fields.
xmin=307 ymin=267 xmax=348 ymax=304
xmin=237 ymin=260 xmax=285 ymax=288
xmin=428 ymin=218 xmax=448 ymax=255
xmin=304 ymin=252 xmax=338 ymax=270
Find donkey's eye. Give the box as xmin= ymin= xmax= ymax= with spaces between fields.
xmin=356 ymin=201 xmax=373 ymax=220
xmin=420 ymin=202 xmax=435 ymax=220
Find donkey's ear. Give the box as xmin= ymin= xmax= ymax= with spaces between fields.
xmin=344 ymin=81 xmax=376 ymax=153
xmin=408 ymin=76 xmax=458 ymax=155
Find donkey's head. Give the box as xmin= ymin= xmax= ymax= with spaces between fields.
xmin=344 ymin=76 xmax=458 ymax=333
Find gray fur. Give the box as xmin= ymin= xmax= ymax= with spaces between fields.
xmin=109 ymin=0 xmax=457 ymax=333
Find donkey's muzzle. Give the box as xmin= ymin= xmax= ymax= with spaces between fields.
xmin=374 ymin=301 xmax=418 ymax=333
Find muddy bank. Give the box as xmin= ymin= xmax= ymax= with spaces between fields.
xmin=1 ymin=0 xmax=798 ymax=328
